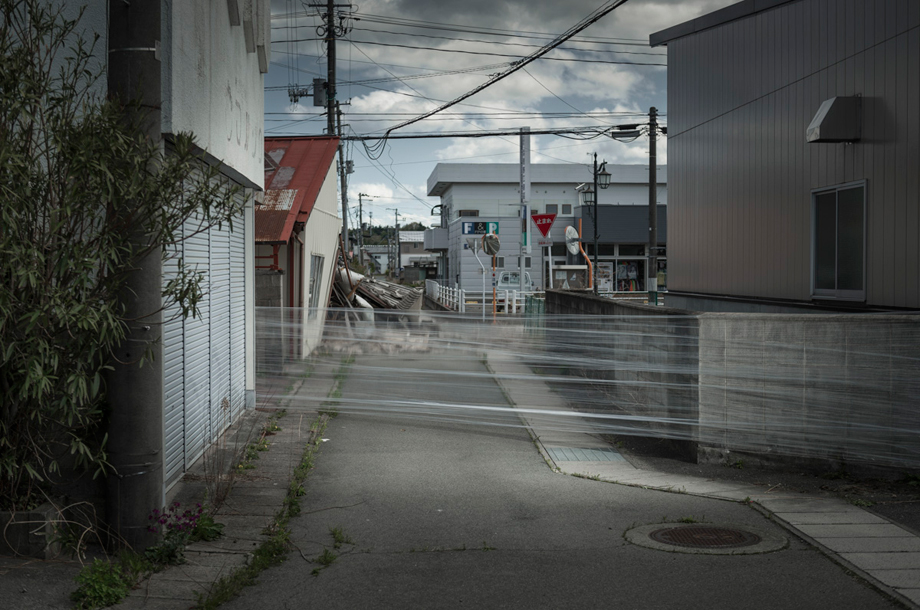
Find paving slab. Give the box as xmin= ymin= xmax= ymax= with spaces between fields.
xmin=818 ymin=538 xmax=920 ymax=553
xmin=777 ymin=512 xmax=891 ymax=525
xmin=796 ymin=524 xmax=913 ymax=538
xmin=864 ymin=569 xmax=920 ymax=589
xmin=840 ymin=553 xmax=920 ymax=571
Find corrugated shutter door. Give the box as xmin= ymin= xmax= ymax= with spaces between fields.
xmin=161 ymin=180 xmax=249 ymax=491
xmin=209 ymin=226 xmax=231 ymax=439
xmin=163 ymin=242 xmax=185 ymax=487
xmin=228 ymin=197 xmax=247 ymax=419
xmin=183 ymin=214 xmax=211 ymax=466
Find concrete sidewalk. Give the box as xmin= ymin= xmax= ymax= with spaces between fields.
xmin=486 ymin=350 xmax=920 ymax=609
xmin=118 ymin=358 xmax=340 ymax=609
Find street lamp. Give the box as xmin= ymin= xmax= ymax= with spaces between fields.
xmin=581 ymin=153 xmax=610 ymax=294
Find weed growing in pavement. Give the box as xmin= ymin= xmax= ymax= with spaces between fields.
xmin=330 ymin=526 xmax=354 ymax=549
xmin=319 ymin=355 xmax=356 ymax=417
xmin=822 ymin=469 xmax=850 ymax=481
xmin=310 ymin=548 xmax=338 ymax=576
xmin=730 ymin=459 xmax=745 ymax=470
xmin=677 ymin=516 xmax=699 ymax=524
xmin=194 ymin=414 xmax=330 ymax=609
xmin=849 ymin=497 xmax=875 ymax=507
xmin=71 ymin=559 xmax=133 ymax=610
xmin=145 ymin=502 xmax=223 ymax=566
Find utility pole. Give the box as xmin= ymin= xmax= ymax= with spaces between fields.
xmin=519 ymin=127 xmax=530 ymax=295
xmin=358 ymin=192 xmax=371 ymax=266
xmin=324 ymin=0 xmax=336 ymax=136
xmin=386 ymin=208 xmax=400 ymax=277
xmin=648 ymin=106 xmax=658 ymax=305
xmin=336 ymin=102 xmax=348 ymax=254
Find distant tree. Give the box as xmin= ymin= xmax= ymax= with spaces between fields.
xmin=0 ymin=1 xmax=244 ymax=509
xmin=400 ymin=222 xmax=426 ymax=231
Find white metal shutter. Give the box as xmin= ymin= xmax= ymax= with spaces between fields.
xmin=228 ymin=194 xmax=247 ymax=419
xmin=209 ymin=225 xmax=231 ymax=439
xmin=163 ymin=240 xmax=186 ymax=487
xmin=182 ymin=214 xmax=211 ymax=468
xmin=162 ymin=180 xmax=249 ymax=490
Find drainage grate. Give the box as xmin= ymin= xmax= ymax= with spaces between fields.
xmin=649 ymin=526 xmax=762 ymax=549
xmin=546 ymin=447 xmax=626 ymax=462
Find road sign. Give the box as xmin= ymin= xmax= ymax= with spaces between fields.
xmin=462 ymin=221 xmax=499 ymax=235
xmin=531 ymin=213 xmax=556 ymax=238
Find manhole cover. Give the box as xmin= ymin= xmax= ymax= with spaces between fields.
xmin=649 ymin=525 xmax=762 ymax=549
xmin=624 ymin=523 xmax=786 ymax=555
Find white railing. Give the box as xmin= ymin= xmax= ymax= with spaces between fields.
xmin=427 ymin=281 xmax=546 ymax=315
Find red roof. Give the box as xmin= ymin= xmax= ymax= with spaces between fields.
xmin=256 ymin=136 xmax=339 ymax=244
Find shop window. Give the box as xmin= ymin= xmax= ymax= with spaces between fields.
xmin=615 ymin=260 xmax=644 ymax=292
xmin=813 ymin=182 xmax=865 ymax=300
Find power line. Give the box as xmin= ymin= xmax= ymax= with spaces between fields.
xmin=272 ymin=37 xmax=666 ymax=66
xmin=273 ymin=29 xmax=666 ymax=56
xmin=344 ymin=124 xmax=648 ymax=141
xmin=376 ymin=0 xmax=632 ymax=144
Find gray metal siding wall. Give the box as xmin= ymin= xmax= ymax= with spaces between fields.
xmin=668 ymin=0 xmax=920 ymax=307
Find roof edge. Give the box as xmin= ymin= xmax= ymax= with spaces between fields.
xmin=650 ymin=0 xmax=795 ymax=47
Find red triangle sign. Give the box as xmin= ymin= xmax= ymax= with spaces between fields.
xmin=531 ymin=213 xmax=556 ymax=238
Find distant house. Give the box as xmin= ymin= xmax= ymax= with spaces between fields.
xmin=257 ymin=136 xmax=341 ymax=358
xmin=363 ymin=244 xmax=391 ymax=274
xmin=652 ymin=0 xmax=920 ymax=312
xmin=398 ymin=231 xmax=438 ymax=282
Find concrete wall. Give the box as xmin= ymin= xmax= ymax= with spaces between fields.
xmin=162 ymin=0 xmax=267 ymax=186
xmin=698 ymin=313 xmax=920 ymax=469
xmin=546 ymin=290 xmax=920 ymax=470
xmin=544 ymin=291 xmax=700 ymax=459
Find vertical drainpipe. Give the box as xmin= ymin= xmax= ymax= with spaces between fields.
xmin=105 ymin=0 xmax=164 ymax=550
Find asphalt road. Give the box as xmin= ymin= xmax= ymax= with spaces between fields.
xmin=222 ymin=353 xmax=898 ymax=610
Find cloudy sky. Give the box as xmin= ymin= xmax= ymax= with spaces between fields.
xmin=266 ymin=0 xmax=737 ymax=228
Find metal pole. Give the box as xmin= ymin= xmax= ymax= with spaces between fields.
xmin=520 ymin=127 xmax=530 ymax=295
xmin=648 ymin=107 xmax=658 ymax=305
xmin=106 ymin=0 xmax=164 ymax=549
xmin=337 ymin=103 xmax=348 ymax=253
xmin=593 ymin=153 xmax=599 ymax=295
xmin=357 ymin=193 xmax=365 ymax=266
xmin=325 ymin=0 xmax=336 ymax=136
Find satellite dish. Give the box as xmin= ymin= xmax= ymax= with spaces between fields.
xmin=482 ymin=233 xmax=500 ymax=256
xmin=564 ymin=226 xmax=580 ymax=255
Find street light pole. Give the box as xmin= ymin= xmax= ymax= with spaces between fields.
xmin=593 ymin=153 xmax=599 ymax=295
xmin=648 ymin=107 xmax=659 ymax=305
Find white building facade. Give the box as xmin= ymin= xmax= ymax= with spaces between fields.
xmin=426 ymin=163 xmax=667 ymax=292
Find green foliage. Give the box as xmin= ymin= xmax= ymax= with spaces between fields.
xmin=191 ymin=512 xmax=225 ymax=542
xmin=0 ymin=0 xmax=245 ymax=508
xmin=70 ymin=559 xmax=131 ymax=610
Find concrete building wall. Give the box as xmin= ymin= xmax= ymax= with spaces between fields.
xmin=660 ymin=0 xmax=920 ymax=309
xmin=162 ymin=0 xmax=266 ymax=186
